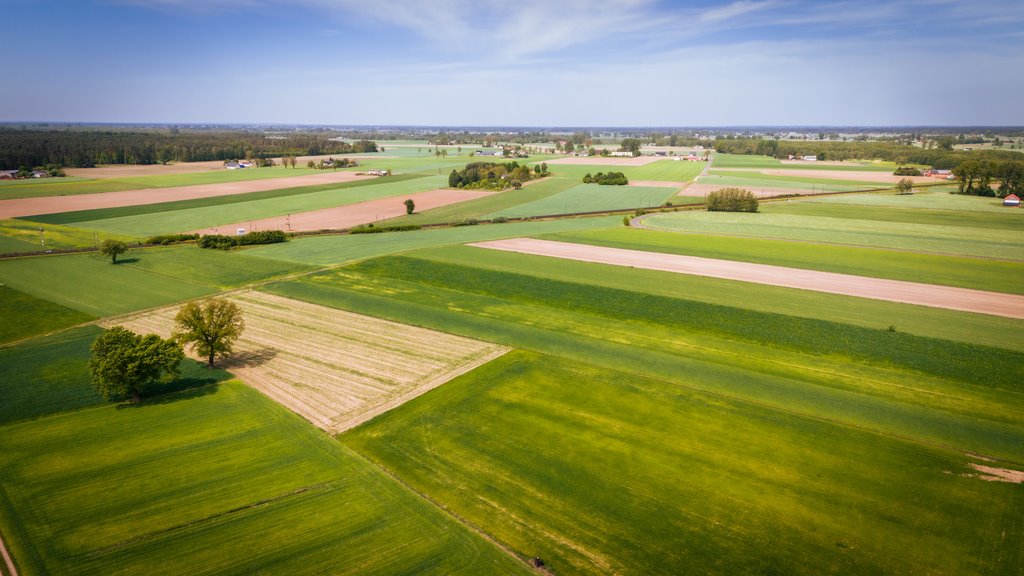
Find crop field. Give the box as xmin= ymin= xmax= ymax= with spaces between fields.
xmin=712 ymin=153 xmax=897 ymax=171
xmin=696 ymin=171 xmax=897 ymax=193
xmin=106 ymin=291 xmax=509 ymax=433
xmin=0 ymin=326 xmax=231 ymax=426
xmin=344 ymin=350 xmax=1023 ymax=575
xmin=544 ymin=160 xmax=705 ymax=182
xmin=62 ymin=175 xmax=448 ymax=237
xmin=0 ymin=245 xmax=305 ymax=316
xmin=0 ymin=285 xmax=94 ymax=344
xmin=0 ymin=381 xmax=529 ymax=575
xmin=488 ymin=183 xmax=693 ymax=218
xmin=0 ymin=218 xmax=134 ymax=251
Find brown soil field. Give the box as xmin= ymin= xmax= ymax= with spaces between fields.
xmin=64 ymin=155 xmax=398 ymax=179
xmin=720 ymin=168 xmax=935 ymax=184
xmin=0 ymin=171 xmax=374 ymax=219
xmin=545 ymin=156 xmax=669 ymax=166
xmin=629 ymin=180 xmax=685 ymax=189
xmin=189 ymin=188 xmax=495 ymax=234
xmin=469 ymin=238 xmax=1024 ymax=320
xmin=678 ymin=182 xmax=809 ymax=198
xmin=105 ymin=291 xmax=509 ymax=434
xmin=779 ymin=160 xmax=867 ymax=167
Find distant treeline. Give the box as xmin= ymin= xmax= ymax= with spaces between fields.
xmin=0 ymin=128 xmax=378 ymax=168
xmin=711 ymin=138 xmax=1022 ymax=170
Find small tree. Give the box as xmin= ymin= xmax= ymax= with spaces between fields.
xmin=89 ymin=327 xmax=183 ymax=403
xmin=174 ymin=298 xmax=245 ymax=368
xmin=896 ymin=178 xmax=914 ymax=194
xmin=404 ymin=198 xmax=415 ymax=214
xmin=100 ymin=239 xmax=127 ymax=263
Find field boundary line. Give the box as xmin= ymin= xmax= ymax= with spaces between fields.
xmin=0 ymin=529 xmax=18 ymax=576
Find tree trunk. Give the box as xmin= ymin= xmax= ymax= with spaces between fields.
xmin=132 ymin=391 xmax=140 ymax=404
xmin=208 ymin=352 xmax=215 ymax=368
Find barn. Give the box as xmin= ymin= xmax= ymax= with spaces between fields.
xmin=1003 ymin=194 xmax=1020 ymax=207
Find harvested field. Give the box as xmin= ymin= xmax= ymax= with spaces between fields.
xmin=64 ymin=160 xmax=230 ymax=179
xmin=544 ymin=156 xmax=667 ymax=166
xmin=722 ymin=168 xmax=935 ymax=184
xmin=0 ymin=172 xmax=375 ymax=219
xmin=469 ymin=238 xmax=1024 ymax=319
xmin=104 ymin=291 xmax=508 ymax=433
xmin=678 ymin=182 xmax=809 ymax=198
xmin=189 ymin=188 xmax=495 ymax=234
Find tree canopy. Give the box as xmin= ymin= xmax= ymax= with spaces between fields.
xmin=174 ymin=298 xmax=245 ymax=368
xmin=89 ymin=327 xmax=183 ymax=403
xmin=707 ymin=188 xmax=759 ymax=212
xmin=100 ymin=239 xmax=127 ymax=263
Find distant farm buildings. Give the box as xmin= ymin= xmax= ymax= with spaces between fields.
xmin=224 ymin=160 xmax=254 ymax=170
xmin=367 ymin=169 xmax=389 ymax=176
xmin=924 ymin=169 xmax=955 ymax=180
xmin=0 ymin=170 xmax=16 ymax=180
xmin=475 ymin=149 xmax=504 ymax=157
xmin=1004 ymin=194 xmax=1021 ymax=207
xmin=610 ymin=151 xmax=634 ymax=157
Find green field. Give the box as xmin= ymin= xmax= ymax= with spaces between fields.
xmin=760 ymin=197 xmax=1024 ymax=230
xmin=698 ymin=171 xmax=895 ymax=193
xmin=0 ymin=326 xmax=231 ymax=425
xmin=802 ymin=190 xmax=1018 ymax=213
xmin=489 ymin=183 xmax=685 ymax=218
xmin=711 ymin=153 xmax=897 ymax=171
xmin=0 ymin=285 xmax=95 ymax=344
xmin=243 ymin=216 xmax=621 ymax=266
xmin=72 ymin=175 xmax=448 ymax=237
xmin=344 ymin=351 xmax=1023 ymax=576
xmin=544 ymin=160 xmax=705 ymax=182
xmin=641 ymin=211 xmax=1024 ymax=259
xmin=544 ymin=227 xmax=1024 ymax=294
xmin=0 ymin=166 xmax=326 ymax=200
xmin=26 ymin=174 xmax=425 ymax=226
xmin=0 ymin=218 xmax=135 ymax=250
xmin=0 ymin=381 xmax=529 ymax=575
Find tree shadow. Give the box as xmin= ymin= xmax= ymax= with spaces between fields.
xmin=116 ymin=257 xmax=140 ymax=264
xmin=220 ymin=347 xmax=278 ymax=369
xmin=117 ymin=382 xmax=221 ymax=409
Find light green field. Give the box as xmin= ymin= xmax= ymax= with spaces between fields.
xmin=760 ymin=197 xmax=1023 ymax=230
xmin=0 ymin=253 xmax=215 ymax=317
xmin=712 ymin=153 xmax=897 ymax=171
xmin=0 ymin=218 xmax=135 ymax=250
xmin=641 ymin=211 xmax=1024 ymax=259
xmin=0 ymin=166 xmax=323 ymax=200
xmin=74 ymin=175 xmax=447 ymax=237
xmin=699 ymin=171 xmax=894 ymax=192
xmin=543 ymin=160 xmax=704 ymax=182
xmin=545 ymin=227 xmax=1024 ymax=294
xmin=489 ymin=183 xmax=683 ymax=218
xmin=243 ymin=216 xmax=621 ymax=266
xmin=802 ymin=190 xmax=1018 ymax=213
xmin=117 ymin=245 xmax=313 ymax=288
xmin=0 ymin=381 xmax=529 ymax=575
xmin=345 ymin=350 xmax=1023 ymax=576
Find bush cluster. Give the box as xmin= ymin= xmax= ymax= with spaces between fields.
xmin=706 ymin=188 xmax=759 ymax=212
xmin=143 ymin=233 xmax=199 ymax=246
xmin=583 ymin=171 xmax=628 ymax=185
xmin=893 ymin=166 xmax=923 ymax=176
xmin=349 ymin=224 xmax=422 ymax=235
xmin=448 ymin=161 xmax=539 ymax=190
xmin=198 ymin=230 xmax=287 ymax=250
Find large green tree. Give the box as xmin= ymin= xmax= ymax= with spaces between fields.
xmin=89 ymin=327 xmax=183 ymax=403
xmin=174 ymin=298 xmax=245 ymax=368
xmin=100 ymin=239 xmax=127 ymax=263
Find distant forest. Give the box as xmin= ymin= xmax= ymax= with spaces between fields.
xmin=0 ymin=128 xmax=377 ymax=169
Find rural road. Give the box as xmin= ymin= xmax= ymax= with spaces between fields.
xmin=0 ymin=171 xmax=374 ymax=219
xmin=469 ymin=238 xmax=1024 ymax=320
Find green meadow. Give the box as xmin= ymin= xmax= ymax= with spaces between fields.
xmin=712 ymin=153 xmax=897 ymax=171
xmin=0 ymin=285 xmax=94 ymax=344
xmin=345 ymin=350 xmax=1023 ymax=576
xmin=489 ymin=183 xmax=685 ymax=218
xmin=0 ymin=381 xmax=528 ymax=575
xmin=699 ymin=171 xmax=894 ymax=192
xmin=544 ymin=159 xmax=705 ymax=182
xmin=0 ymin=218 xmax=135 ymax=250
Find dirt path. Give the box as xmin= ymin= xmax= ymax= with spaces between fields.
xmin=0 ymin=530 xmax=17 ymax=576
xmin=0 ymin=172 xmax=375 ymax=219
xmin=468 ymin=238 xmax=1024 ymax=319
xmin=189 ymin=188 xmax=496 ymax=234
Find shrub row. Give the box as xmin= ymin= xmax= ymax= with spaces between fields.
xmin=198 ymin=230 xmax=287 ymax=250
xmin=349 ymin=224 xmax=423 ymax=235
xmin=583 ymin=171 xmax=629 ymax=185
xmin=143 ymin=233 xmax=199 ymax=246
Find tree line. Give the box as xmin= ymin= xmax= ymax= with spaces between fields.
xmin=952 ymin=159 xmax=1024 ymax=196
xmin=447 ymin=161 xmax=547 ymax=190
xmin=0 ymin=128 xmax=378 ymax=168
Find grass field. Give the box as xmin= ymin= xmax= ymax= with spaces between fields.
xmin=0 ymin=234 xmax=35 ymax=253
xmin=243 ymin=216 xmax=621 ymax=266
xmin=802 ymin=190 xmax=1018 ymax=213
xmin=545 ymin=160 xmax=705 ymax=182
xmin=0 ymin=326 xmax=232 ymax=426
xmin=25 ymin=173 xmax=425 ymax=226
xmin=0 ymin=166 xmax=325 ymax=200
xmin=0 ymin=285 xmax=94 ymax=344
xmin=0 ymin=381 xmax=529 ymax=575
xmin=71 ymin=175 xmax=448 ymax=237
xmin=344 ymin=350 xmax=1023 ymax=576
xmin=0 ymin=218 xmax=135 ymax=250
xmin=544 ymin=227 xmax=1024 ymax=294
xmin=711 ymin=153 xmax=898 ymax=171
xmin=699 ymin=171 xmax=895 ymax=193
xmin=641 ymin=211 xmax=1024 ymax=259
xmin=489 ymin=183 xmax=686 ymax=218
xmin=760 ymin=198 xmax=1024 ymax=230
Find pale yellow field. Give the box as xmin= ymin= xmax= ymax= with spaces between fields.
xmin=104 ymin=291 xmax=508 ymax=433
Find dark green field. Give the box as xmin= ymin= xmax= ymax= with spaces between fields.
xmin=0 ymin=285 xmax=94 ymax=344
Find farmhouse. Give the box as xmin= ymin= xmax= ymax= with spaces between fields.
xmin=610 ymin=151 xmax=633 ymax=157
xmin=0 ymin=170 xmax=16 ymax=179
xmin=224 ymin=161 xmax=241 ymax=170
xmin=802 ymin=155 xmax=818 ymax=162
xmin=367 ymin=169 xmax=389 ymax=176
xmin=1004 ymin=194 xmax=1021 ymax=207
xmin=475 ymin=149 xmax=504 ymax=157
xmin=32 ymin=170 xmax=50 ymax=178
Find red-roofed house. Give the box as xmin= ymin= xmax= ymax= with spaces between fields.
xmin=1003 ymin=194 xmax=1020 ymax=207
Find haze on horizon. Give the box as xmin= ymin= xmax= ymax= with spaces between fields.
xmin=2 ymin=0 xmax=1022 ymax=127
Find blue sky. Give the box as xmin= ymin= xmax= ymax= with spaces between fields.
xmin=2 ymin=0 xmax=1022 ymax=126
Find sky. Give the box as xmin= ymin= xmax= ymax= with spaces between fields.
xmin=1 ymin=0 xmax=1022 ymax=126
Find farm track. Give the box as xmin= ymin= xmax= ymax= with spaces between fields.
xmin=104 ymin=291 xmax=509 ymax=434
xmin=0 ymin=528 xmax=17 ymax=576
xmin=470 ymin=238 xmax=1024 ymax=319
